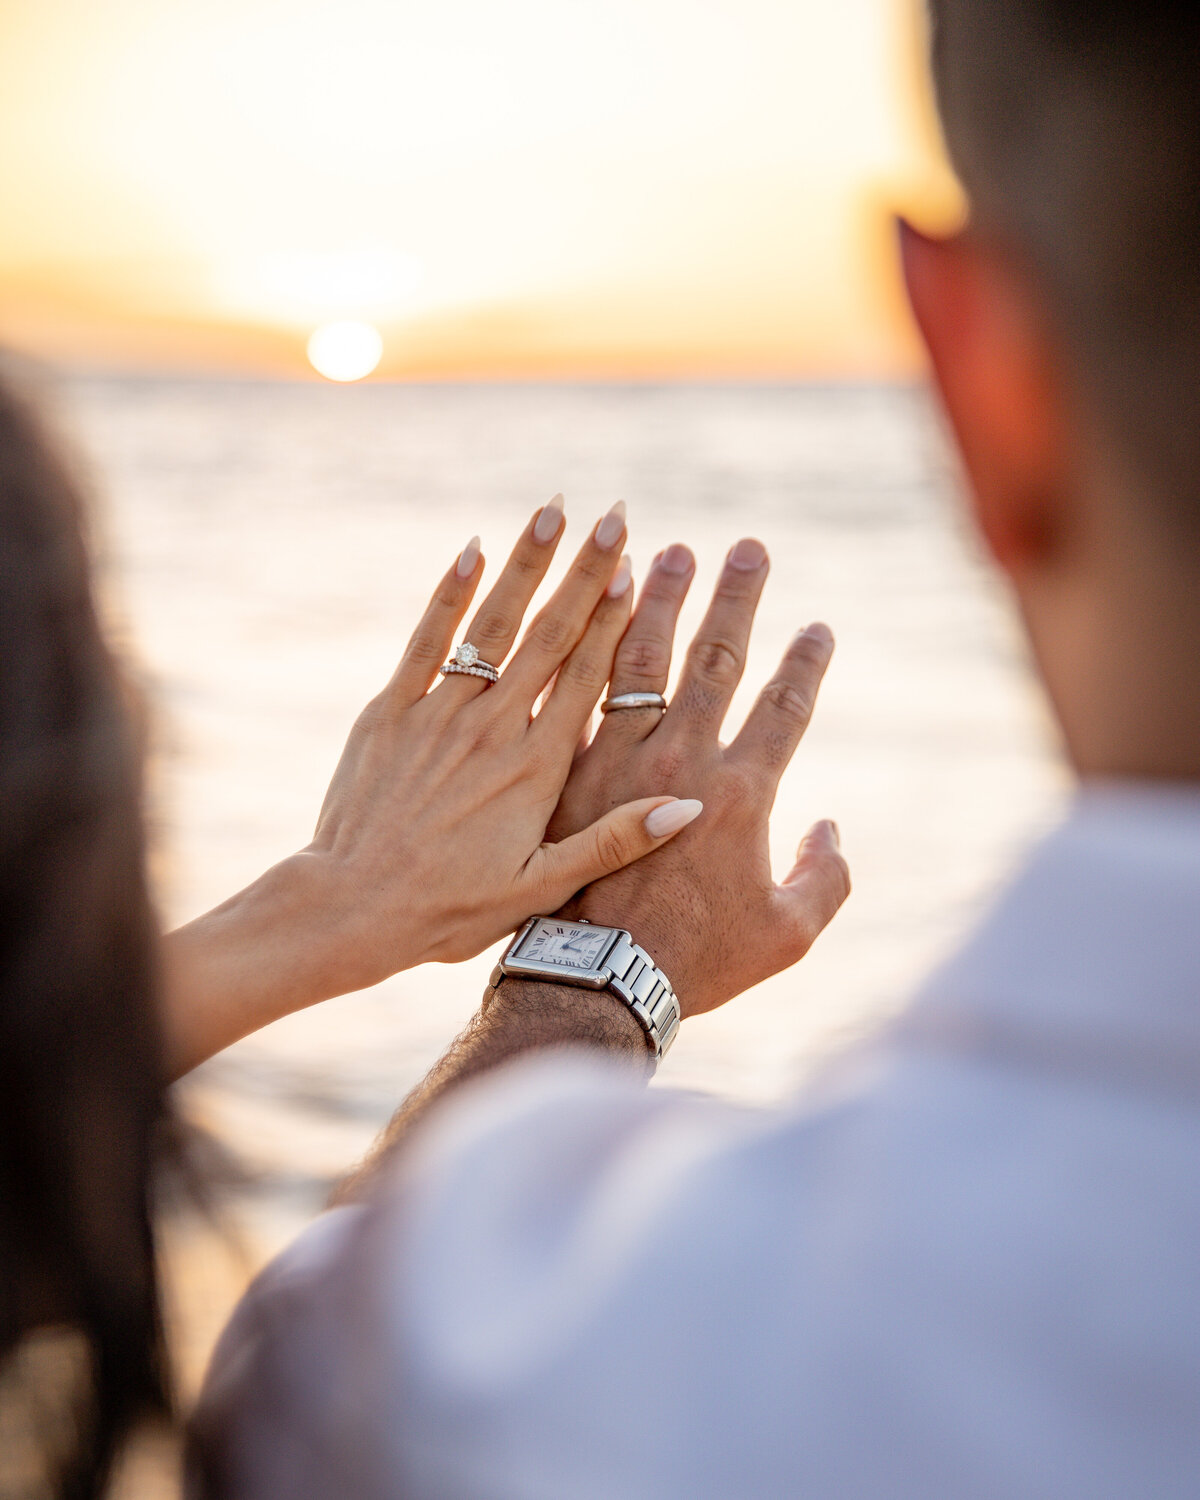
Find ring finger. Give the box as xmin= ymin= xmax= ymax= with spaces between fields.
xmin=598 ymin=543 xmax=694 ymax=738
xmin=436 ymin=495 xmax=565 ymax=700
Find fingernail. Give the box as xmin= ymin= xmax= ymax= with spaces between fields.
xmin=533 ymin=494 xmax=564 ymax=544
xmin=456 ymin=536 xmax=481 ymax=579
xmin=644 ymin=798 xmax=704 ymax=838
xmin=807 ymin=818 xmax=840 ymax=847
xmin=595 ymin=499 xmax=627 ymax=550
xmin=658 ymin=543 xmax=693 ymax=576
xmin=802 ymin=621 xmax=835 ymax=648
xmin=727 ymin=537 xmax=767 ymax=571
xmin=606 ymin=554 xmax=632 ymax=598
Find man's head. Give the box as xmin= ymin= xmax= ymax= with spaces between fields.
xmin=901 ymin=2 xmax=1200 ymax=779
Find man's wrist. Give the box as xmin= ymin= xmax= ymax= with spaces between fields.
xmin=558 ymin=894 xmax=688 ymax=1014
xmin=482 ymin=977 xmax=653 ymax=1064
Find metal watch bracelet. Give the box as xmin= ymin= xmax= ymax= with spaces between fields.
xmin=487 ymin=926 xmax=682 ymax=1061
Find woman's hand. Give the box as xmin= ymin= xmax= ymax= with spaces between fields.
xmin=546 ymin=538 xmax=850 ymax=1019
xmin=161 ymin=501 xmax=699 ymax=1078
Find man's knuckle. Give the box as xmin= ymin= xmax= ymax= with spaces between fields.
xmin=690 ymin=638 xmax=742 ymax=689
xmin=712 ymin=574 xmax=755 ymax=606
xmin=787 ymin=634 xmax=829 ymax=671
xmin=618 ymin=637 xmax=671 ymax=680
xmin=760 ymin=677 xmax=814 ymax=723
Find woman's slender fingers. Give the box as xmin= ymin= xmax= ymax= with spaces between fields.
xmin=435 ymin=495 xmax=566 ymax=701
xmin=728 ymin=622 xmax=834 ymax=784
xmin=666 ymin=537 xmax=770 ymax=738
xmin=380 ymin=538 xmax=484 ymax=709
xmin=533 ymin=556 xmax=635 ymax=751
xmin=497 ymin=500 xmax=628 ymax=706
xmin=598 ymin=543 xmax=694 ymax=739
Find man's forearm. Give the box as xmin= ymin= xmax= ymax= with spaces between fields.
xmin=333 ymin=978 xmax=652 ymax=1204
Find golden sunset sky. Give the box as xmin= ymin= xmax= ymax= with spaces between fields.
xmin=0 ymin=0 xmax=957 ymax=378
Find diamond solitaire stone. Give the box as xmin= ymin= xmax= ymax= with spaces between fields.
xmin=455 ymin=642 xmax=479 ymax=668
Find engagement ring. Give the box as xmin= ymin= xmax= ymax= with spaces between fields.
xmin=440 ymin=641 xmax=500 ymax=684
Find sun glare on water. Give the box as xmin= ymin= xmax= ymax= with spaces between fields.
xmin=307 ymin=320 xmax=383 ymax=381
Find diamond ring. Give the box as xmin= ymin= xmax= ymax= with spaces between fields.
xmin=440 ymin=641 xmax=500 ymax=685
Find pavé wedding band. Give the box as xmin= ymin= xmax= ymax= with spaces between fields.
xmin=600 ymin=691 xmax=667 ymax=713
xmin=440 ymin=641 xmax=500 ymax=684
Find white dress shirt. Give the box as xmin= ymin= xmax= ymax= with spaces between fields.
xmin=192 ymin=785 xmax=1200 ymax=1498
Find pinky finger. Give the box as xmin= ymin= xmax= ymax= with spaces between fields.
xmin=383 ymin=537 xmax=483 ymax=708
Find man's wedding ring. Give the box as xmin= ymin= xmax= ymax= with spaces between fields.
xmin=601 ymin=691 xmax=667 ymax=713
xmin=440 ymin=641 xmax=500 ymax=684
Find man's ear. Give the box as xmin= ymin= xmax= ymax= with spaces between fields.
xmin=898 ymin=217 xmax=1067 ymax=574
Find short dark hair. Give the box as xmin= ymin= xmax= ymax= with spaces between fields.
xmin=927 ymin=3 xmax=1200 ymax=533
xmin=0 ymin=372 xmax=169 ymax=1498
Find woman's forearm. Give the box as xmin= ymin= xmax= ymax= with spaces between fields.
xmin=159 ymin=853 xmax=352 ymax=1080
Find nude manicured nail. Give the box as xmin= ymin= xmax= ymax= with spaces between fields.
xmin=658 ymin=543 xmax=693 ymax=576
xmin=456 ymin=535 xmax=481 ymax=579
xmin=606 ymin=554 xmax=632 ymax=598
xmin=644 ymin=798 xmax=704 ymax=838
xmin=727 ymin=537 xmax=767 ymax=571
xmin=595 ymin=499 xmax=627 ymax=550
xmin=533 ymin=494 xmax=564 ymax=544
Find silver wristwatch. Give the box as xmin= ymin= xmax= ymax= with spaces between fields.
xmin=489 ymin=917 xmax=682 ymax=1060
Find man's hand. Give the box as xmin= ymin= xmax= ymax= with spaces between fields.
xmin=335 ymin=537 xmax=851 ymax=1204
xmin=160 ymin=503 xmax=700 ymax=1079
xmin=548 ymin=538 xmax=850 ymax=1018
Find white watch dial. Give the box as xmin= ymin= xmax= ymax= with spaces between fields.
xmin=520 ymin=920 xmax=611 ymax=970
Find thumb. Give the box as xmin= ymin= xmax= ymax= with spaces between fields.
xmin=531 ymin=797 xmax=703 ymax=904
xmin=776 ymin=820 xmax=851 ymax=950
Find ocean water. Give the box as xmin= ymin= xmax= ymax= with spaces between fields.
xmin=59 ymin=375 xmax=1066 ymax=1395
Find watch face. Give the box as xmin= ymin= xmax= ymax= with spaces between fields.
xmin=518 ymin=920 xmax=612 ymax=970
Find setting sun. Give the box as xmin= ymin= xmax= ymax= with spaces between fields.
xmin=0 ymin=0 xmax=955 ymax=377
xmin=306 ymin=320 xmax=383 ymax=382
